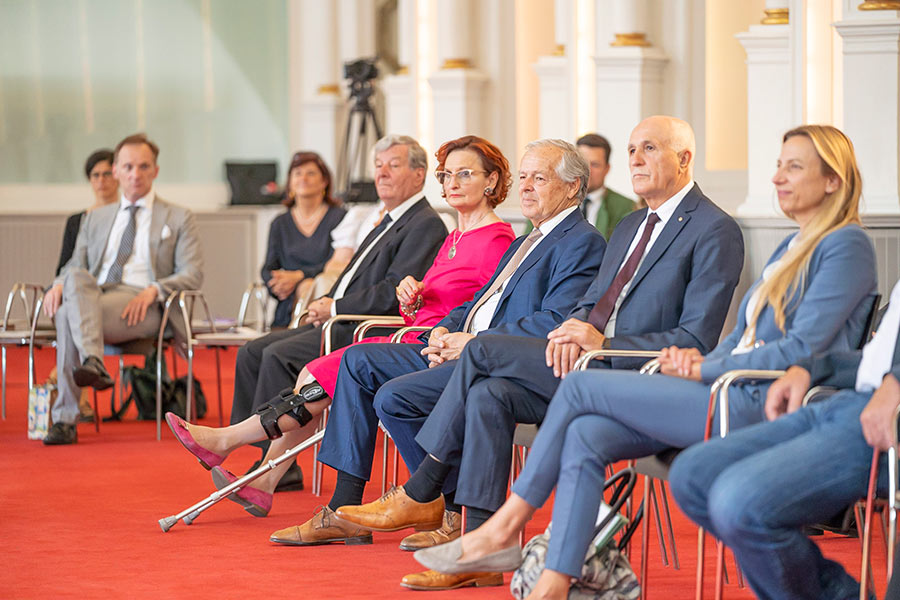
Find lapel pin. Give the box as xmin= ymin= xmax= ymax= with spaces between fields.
xmin=677 ymin=216 xmax=683 ymax=222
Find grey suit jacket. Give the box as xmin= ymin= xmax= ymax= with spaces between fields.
xmin=55 ymin=196 xmax=203 ymax=296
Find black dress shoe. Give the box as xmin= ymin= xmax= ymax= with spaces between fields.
xmin=73 ymin=355 xmax=114 ymax=390
xmin=275 ymin=461 xmax=304 ymax=492
xmin=43 ymin=422 xmax=78 ymax=445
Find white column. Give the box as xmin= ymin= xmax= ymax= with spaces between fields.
xmin=383 ymin=0 xmax=416 ymax=136
xmin=533 ymin=0 xmax=573 ymax=140
xmin=295 ymin=0 xmax=342 ymax=170
xmin=735 ymin=21 xmax=794 ymax=217
xmin=428 ymin=0 xmax=488 ymax=144
xmin=339 ymin=0 xmax=376 ymax=62
xmin=835 ymin=6 xmax=900 ymax=214
xmin=593 ymin=0 xmax=667 ymax=196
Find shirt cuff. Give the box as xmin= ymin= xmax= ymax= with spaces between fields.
xmin=330 ymin=300 xmax=338 ymax=317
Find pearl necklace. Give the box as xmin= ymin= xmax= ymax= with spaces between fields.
xmin=449 ymin=212 xmax=491 ymax=259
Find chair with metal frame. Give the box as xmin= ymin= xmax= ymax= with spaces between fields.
xmin=1 ymin=283 xmax=56 ymax=420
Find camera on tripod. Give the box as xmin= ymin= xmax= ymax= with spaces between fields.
xmin=336 ymin=57 xmax=383 ymax=204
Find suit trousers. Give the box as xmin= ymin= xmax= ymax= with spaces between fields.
xmin=53 ymin=268 xmax=161 ymax=424
xmin=509 ymin=369 xmax=766 ymax=579
xmin=670 ymin=392 xmax=888 ymax=600
xmin=377 ymin=335 xmax=567 ymax=512
xmin=230 ymin=324 xmax=323 ymax=426
xmin=316 ymin=342 xmax=456 ymax=481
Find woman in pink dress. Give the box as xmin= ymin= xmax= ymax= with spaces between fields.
xmin=166 ymin=136 xmax=516 ymax=517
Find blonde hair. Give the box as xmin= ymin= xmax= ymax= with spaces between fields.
xmin=744 ymin=125 xmax=862 ymax=340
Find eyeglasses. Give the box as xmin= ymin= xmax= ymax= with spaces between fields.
xmin=435 ymin=169 xmax=487 ymax=185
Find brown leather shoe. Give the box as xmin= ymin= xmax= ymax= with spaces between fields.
xmin=335 ymin=485 xmax=443 ymax=532
xmin=269 ymin=506 xmax=373 ymax=546
xmin=400 ymin=569 xmax=503 ymax=591
xmin=399 ymin=510 xmax=461 ymax=551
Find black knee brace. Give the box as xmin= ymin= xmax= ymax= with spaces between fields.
xmin=256 ymin=382 xmax=328 ymax=440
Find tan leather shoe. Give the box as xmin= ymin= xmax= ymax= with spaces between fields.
xmin=335 ymin=485 xmax=443 ymax=532
xmin=399 ymin=510 xmax=461 ymax=551
xmin=269 ymin=506 xmax=373 ymax=546
xmin=400 ymin=569 xmax=503 ymax=591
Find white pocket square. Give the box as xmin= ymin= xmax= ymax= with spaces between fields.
xmin=161 ymin=224 xmax=172 ymax=240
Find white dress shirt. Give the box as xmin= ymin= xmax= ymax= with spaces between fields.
xmin=330 ymin=202 xmax=385 ymax=251
xmin=604 ymin=181 xmax=694 ymax=337
xmin=98 ymin=190 xmax=155 ymax=289
xmin=330 ymin=194 xmax=423 ymax=315
xmin=582 ymin=187 xmax=606 ymax=226
xmin=468 ymin=205 xmax=579 ymax=335
xmin=856 ymin=280 xmax=900 ymax=393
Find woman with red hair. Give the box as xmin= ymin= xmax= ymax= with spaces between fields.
xmin=167 ymin=135 xmax=516 ymax=517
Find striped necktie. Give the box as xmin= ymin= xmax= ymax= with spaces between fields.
xmin=104 ymin=204 xmax=139 ymax=285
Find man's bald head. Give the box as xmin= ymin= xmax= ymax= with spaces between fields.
xmin=627 ymin=116 xmax=695 ymax=209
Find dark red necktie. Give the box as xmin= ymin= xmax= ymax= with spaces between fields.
xmin=587 ymin=212 xmax=661 ymax=331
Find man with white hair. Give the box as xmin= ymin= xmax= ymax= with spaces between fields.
xmin=334 ymin=116 xmax=745 ymax=591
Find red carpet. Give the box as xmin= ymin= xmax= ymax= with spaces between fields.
xmin=1 ymin=347 xmax=888 ymax=599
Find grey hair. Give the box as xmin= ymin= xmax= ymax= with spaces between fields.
xmin=373 ymin=134 xmax=428 ymax=171
xmin=524 ymin=138 xmax=589 ymax=202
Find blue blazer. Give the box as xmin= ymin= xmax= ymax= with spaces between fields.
xmin=567 ymin=184 xmax=745 ymax=369
xmin=700 ymin=224 xmax=877 ymax=382
xmin=432 ymin=209 xmax=606 ymax=339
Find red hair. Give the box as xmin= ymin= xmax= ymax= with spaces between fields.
xmin=434 ymin=135 xmax=511 ymax=208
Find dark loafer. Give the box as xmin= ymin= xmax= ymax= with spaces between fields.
xmin=73 ymin=355 xmax=114 ymax=390
xmin=43 ymin=422 xmax=78 ymax=445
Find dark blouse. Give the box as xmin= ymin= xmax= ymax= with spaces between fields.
xmin=56 ymin=211 xmax=86 ymax=276
xmin=262 ymin=204 xmax=347 ymax=327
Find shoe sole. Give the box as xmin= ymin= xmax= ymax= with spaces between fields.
xmin=210 ymin=468 xmax=270 ymax=518
xmin=269 ymin=534 xmax=373 ymax=546
xmin=400 ymin=575 xmax=503 ymax=590
xmin=73 ymin=368 xmax=114 ymax=390
xmin=165 ymin=414 xmax=221 ymax=470
xmin=339 ymin=519 xmax=443 ymax=533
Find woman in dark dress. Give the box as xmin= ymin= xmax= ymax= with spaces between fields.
xmin=56 ymin=149 xmax=119 ymax=275
xmin=262 ymin=152 xmax=346 ymax=327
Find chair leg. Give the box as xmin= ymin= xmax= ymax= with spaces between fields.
xmin=186 ymin=347 xmax=195 ymax=423
xmin=696 ymin=528 xmax=706 ymax=600
xmin=640 ymin=480 xmax=650 ymax=600
xmin=93 ymin=389 xmax=100 ymax=432
xmin=214 ymin=347 xmax=223 ymax=427
xmin=381 ymin=429 xmax=389 ymax=496
xmin=648 ymin=479 xmax=670 ymax=567
xmin=714 ymin=541 xmax=725 ymax=600
xmin=659 ymin=482 xmax=680 ymax=570
xmin=1 ymin=345 xmax=6 ymax=420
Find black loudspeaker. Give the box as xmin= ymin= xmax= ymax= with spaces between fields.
xmin=225 ymin=161 xmax=280 ymax=205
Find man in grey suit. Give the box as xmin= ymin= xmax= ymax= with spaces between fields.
xmin=42 ymin=133 xmax=203 ymax=445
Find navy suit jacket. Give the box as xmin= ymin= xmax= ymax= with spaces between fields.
xmin=431 ymin=209 xmax=606 ymax=339
xmin=701 ymin=224 xmax=877 ymax=383
xmin=567 ymin=184 xmax=744 ymax=369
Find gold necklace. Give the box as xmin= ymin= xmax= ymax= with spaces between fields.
xmin=449 ymin=211 xmax=490 ymax=259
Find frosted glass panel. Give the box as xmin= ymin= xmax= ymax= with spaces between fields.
xmin=0 ymin=0 xmax=289 ymax=184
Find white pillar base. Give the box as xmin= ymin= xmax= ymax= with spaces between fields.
xmin=835 ymin=18 xmax=900 ymax=215
xmin=593 ymin=46 xmax=669 ymax=196
xmin=427 ymin=69 xmax=489 ymax=143
xmin=382 ymin=74 xmax=416 ymax=137
xmin=532 ymin=55 xmax=572 ymax=140
xmin=299 ymin=94 xmax=344 ymax=172
xmin=735 ymin=24 xmax=792 ymax=218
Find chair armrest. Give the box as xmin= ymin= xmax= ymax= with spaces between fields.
xmin=640 ymin=358 xmax=662 ymax=375
xmin=705 ymin=369 xmax=786 ymax=440
xmin=389 ymin=325 xmax=432 ymax=343
xmin=319 ymin=314 xmax=405 ymax=355
xmin=574 ymin=349 xmax=662 ymax=371
xmin=354 ymin=317 xmax=407 ymax=342
xmin=236 ymin=282 xmax=269 ymax=332
xmin=801 ymin=386 xmax=838 ymax=406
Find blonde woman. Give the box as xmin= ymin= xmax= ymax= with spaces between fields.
xmin=415 ymin=125 xmax=878 ymax=600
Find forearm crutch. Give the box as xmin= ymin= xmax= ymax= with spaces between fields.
xmin=158 ymin=428 xmax=325 ymax=532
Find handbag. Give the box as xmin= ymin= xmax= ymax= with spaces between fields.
xmin=112 ymin=350 xmax=207 ymax=421
xmin=27 ymin=383 xmax=56 ymax=440
xmin=510 ymin=468 xmax=641 ymax=600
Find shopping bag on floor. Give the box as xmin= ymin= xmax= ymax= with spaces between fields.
xmin=27 ymin=383 xmax=56 ymax=440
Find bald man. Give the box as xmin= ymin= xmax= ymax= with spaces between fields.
xmin=337 ymin=115 xmax=744 ymax=591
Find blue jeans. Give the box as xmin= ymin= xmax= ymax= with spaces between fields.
xmin=670 ymin=391 xmax=889 ymax=600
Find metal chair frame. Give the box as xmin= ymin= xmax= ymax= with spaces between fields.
xmin=1 ymin=283 xmax=54 ymax=420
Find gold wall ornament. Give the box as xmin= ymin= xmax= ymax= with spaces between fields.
xmin=552 ymin=44 xmax=565 ymax=56
xmin=610 ymin=33 xmax=651 ymax=47
xmin=396 ymin=65 xmax=409 ymax=75
xmin=858 ymin=0 xmax=900 ymax=9
xmin=761 ymin=8 xmax=789 ymax=24
xmin=317 ymin=84 xmax=340 ymax=95
xmin=441 ymin=58 xmax=473 ymax=69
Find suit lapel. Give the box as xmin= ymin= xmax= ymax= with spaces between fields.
xmin=93 ymin=205 xmax=119 ymax=278
xmin=595 ymin=210 xmax=643 ymax=293
xmin=149 ymin=199 xmax=167 ymax=278
xmin=594 ymin=191 xmax=610 ymax=236
xmin=625 ymin=188 xmax=700 ymax=298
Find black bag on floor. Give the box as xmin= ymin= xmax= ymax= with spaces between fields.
xmin=112 ymin=350 xmax=207 ymax=421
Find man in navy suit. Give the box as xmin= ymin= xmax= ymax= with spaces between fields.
xmin=269 ymin=139 xmax=607 ymax=550
xmin=334 ymin=116 xmax=744 ymax=590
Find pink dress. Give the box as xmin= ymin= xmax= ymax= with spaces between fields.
xmin=307 ymin=221 xmax=516 ymax=396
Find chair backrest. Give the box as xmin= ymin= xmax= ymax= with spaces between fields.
xmin=858 ymin=293 xmax=884 ymax=350
xmin=3 ymin=283 xmax=45 ymax=331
